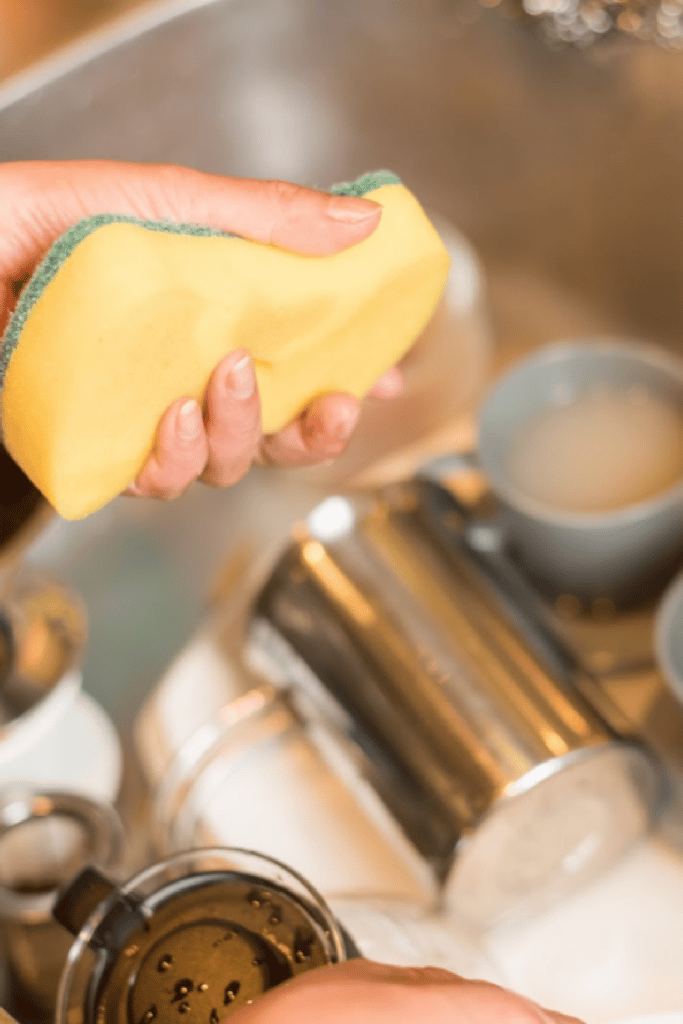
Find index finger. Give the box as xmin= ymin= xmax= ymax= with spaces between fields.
xmin=0 ymin=162 xmax=383 ymax=284
xmin=186 ymin=173 xmax=383 ymax=255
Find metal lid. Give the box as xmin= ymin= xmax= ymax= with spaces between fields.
xmin=152 ymin=686 xmax=298 ymax=853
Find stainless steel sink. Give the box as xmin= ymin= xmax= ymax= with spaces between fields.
xmin=3 ymin=0 xmax=683 ymax=344
xmin=2 ymin=0 xmax=683 ymax=722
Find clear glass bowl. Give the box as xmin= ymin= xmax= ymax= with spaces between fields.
xmin=152 ymin=686 xmax=433 ymax=902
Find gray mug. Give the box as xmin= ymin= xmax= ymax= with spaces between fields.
xmin=466 ymin=340 xmax=683 ymax=602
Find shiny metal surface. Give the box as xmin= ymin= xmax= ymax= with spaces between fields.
xmin=3 ymin=0 xmax=683 ymax=358
xmin=0 ymin=0 xmax=683 ymax=728
xmin=438 ymin=463 xmax=683 ymax=846
xmin=0 ymin=786 xmax=123 ymax=1015
xmin=0 ymin=576 xmax=87 ymax=733
xmin=0 ymin=0 xmax=502 ymax=728
xmin=250 ymin=481 xmax=660 ymax=923
xmin=0 ymin=0 xmax=680 ymax=910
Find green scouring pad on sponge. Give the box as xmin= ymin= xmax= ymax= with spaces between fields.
xmin=0 ymin=171 xmax=450 ymax=520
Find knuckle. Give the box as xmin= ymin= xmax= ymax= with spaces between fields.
xmin=160 ymin=434 xmax=208 ymax=473
xmin=259 ymin=446 xmax=311 ymax=468
xmin=203 ymin=454 xmax=252 ymax=489
xmin=460 ymin=983 xmax=552 ymax=1024
xmin=152 ymin=163 xmax=199 ymax=208
xmin=317 ymin=436 xmax=348 ymax=458
xmin=136 ymin=461 xmax=201 ymax=502
xmin=269 ymin=178 xmax=305 ymax=211
xmin=226 ymin=419 xmax=259 ymax=447
xmin=145 ymin=485 xmax=186 ymax=502
xmin=206 ymin=430 xmax=257 ymax=472
xmin=409 ymin=966 xmax=460 ymax=985
xmin=209 ymin=397 xmax=260 ymax=443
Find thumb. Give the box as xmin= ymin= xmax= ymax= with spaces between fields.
xmin=0 ymin=161 xmax=382 ymax=282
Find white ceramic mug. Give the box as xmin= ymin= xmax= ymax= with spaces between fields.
xmin=472 ymin=339 xmax=683 ymax=602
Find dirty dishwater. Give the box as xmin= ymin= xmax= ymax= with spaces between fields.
xmin=507 ymin=388 xmax=683 ymax=515
xmin=476 ymin=340 xmax=683 ymax=600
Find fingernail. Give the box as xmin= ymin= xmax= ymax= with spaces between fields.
xmin=332 ymin=403 xmax=360 ymax=440
xmin=226 ymin=354 xmax=256 ymax=400
xmin=326 ymin=195 xmax=382 ymax=224
xmin=177 ymin=399 xmax=202 ymax=442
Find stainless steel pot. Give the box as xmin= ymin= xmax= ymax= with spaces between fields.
xmin=249 ymin=480 xmax=663 ymax=927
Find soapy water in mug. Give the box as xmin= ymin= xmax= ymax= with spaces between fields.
xmin=507 ymin=386 xmax=683 ymax=514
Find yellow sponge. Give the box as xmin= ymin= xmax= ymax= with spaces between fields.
xmin=0 ymin=171 xmax=449 ymax=519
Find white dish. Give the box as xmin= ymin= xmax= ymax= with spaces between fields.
xmin=0 ymin=690 xmax=122 ymax=802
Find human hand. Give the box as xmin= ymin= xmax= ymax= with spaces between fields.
xmin=229 ymin=959 xmax=585 ymax=1024
xmin=0 ymin=160 xmax=402 ymax=499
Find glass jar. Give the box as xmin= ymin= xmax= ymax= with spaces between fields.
xmin=55 ymin=848 xmax=350 ymax=1024
xmin=145 ymin=687 xmax=502 ymax=985
xmin=151 ymin=685 xmax=434 ymax=903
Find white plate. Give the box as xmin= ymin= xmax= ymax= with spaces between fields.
xmin=0 ymin=690 xmax=122 ymax=802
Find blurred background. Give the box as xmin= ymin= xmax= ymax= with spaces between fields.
xmin=0 ymin=0 xmax=143 ymax=81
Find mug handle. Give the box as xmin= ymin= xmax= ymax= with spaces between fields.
xmin=417 ymin=450 xmax=492 ymax=521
